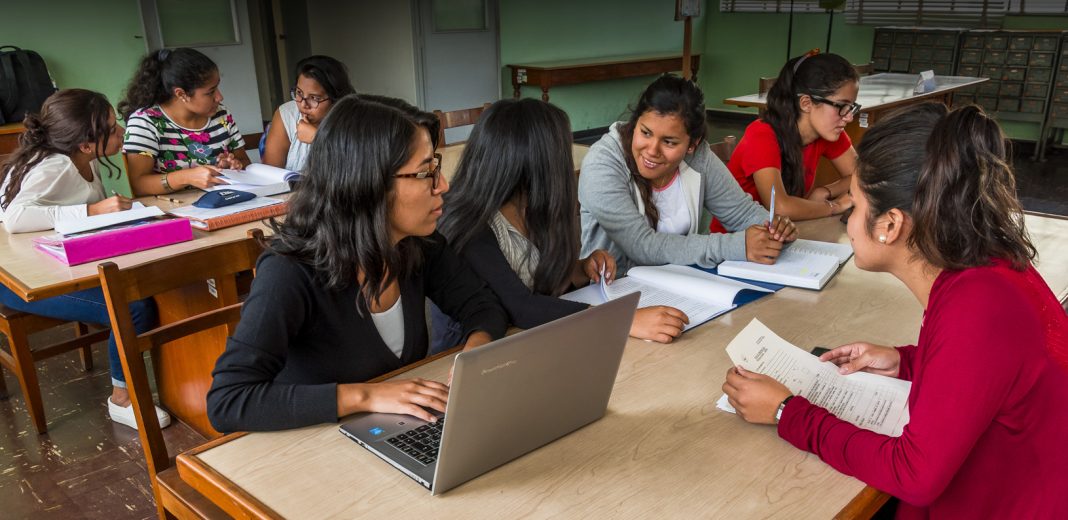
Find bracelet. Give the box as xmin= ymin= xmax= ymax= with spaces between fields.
xmin=821 ymin=185 xmax=833 ymax=198
xmin=161 ymin=173 xmax=173 ymax=192
xmin=775 ymin=395 xmax=796 ymax=423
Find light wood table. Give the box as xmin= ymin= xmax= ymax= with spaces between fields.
xmin=724 ymin=73 xmax=989 ymax=187
xmin=0 ymin=189 xmax=275 ymax=437
xmin=508 ymin=53 xmax=701 ymax=101
xmin=440 ymin=142 xmax=589 ymax=180
xmin=174 ymin=213 xmax=1068 ymax=519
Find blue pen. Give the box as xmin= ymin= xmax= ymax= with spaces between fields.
xmin=769 ymin=186 xmax=776 ymax=229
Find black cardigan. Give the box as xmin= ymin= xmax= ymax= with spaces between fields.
xmin=207 ymin=233 xmax=507 ymax=432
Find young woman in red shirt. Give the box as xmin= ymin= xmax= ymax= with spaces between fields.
xmin=722 ymin=102 xmax=1068 ymax=518
xmin=710 ymin=51 xmax=859 ymax=232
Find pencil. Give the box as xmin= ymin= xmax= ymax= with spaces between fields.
xmin=154 ymin=195 xmax=183 ymax=204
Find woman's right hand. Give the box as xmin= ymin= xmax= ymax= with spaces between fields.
xmin=339 ymin=378 xmax=450 ymax=423
xmin=87 ymin=194 xmax=133 ymax=215
xmin=819 ymin=342 xmax=900 ymax=377
xmin=630 ymin=306 xmax=688 ymax=343
xmin=830 ymin=192 xmax=854 ymax=215
xmin=745 ymin=224 xmax=784 ymax=264
xmin=174 ymin=165 xmax=226 ymax=190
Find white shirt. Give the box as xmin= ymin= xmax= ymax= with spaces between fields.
xmin=0 ymin=153 xmax=106 ymax=233
xmin=651 ymin=170 xmax=691 ymax=235
xmin=370 ymin=295 xmax=405 ymax=358
xmin=278 ymin=100 xmax=311 ymax=172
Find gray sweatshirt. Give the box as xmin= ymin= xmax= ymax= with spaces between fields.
xmin=579 ymin=123 xmax=767 ymax=274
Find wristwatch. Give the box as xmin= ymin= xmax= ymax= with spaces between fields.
xmin=775 ymin=395 xmax=795 ymax=423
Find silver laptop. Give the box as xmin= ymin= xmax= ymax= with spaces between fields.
xmin=340 ymin=292 xmax=639 ymax=495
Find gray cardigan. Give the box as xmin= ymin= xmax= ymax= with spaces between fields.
xmin=579 ymin=123 xmax=767 ymax=274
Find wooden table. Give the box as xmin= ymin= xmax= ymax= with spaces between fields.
xmin=724 ymin=73 xmax=988 ymax=187
xmin=440 ymin=141 xmax=589 ymax=179
xmin=174 ymin=213 xmax=1068 ymax=519
xmin=0 ymin=190 xmax=275 ymax=437
xmin=508 ymin=53 xmax=701 ymax=101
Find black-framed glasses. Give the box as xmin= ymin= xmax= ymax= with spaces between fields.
xmin=806 ymin=94 xmax=862 ymax=118
xmin=394 ymin=153 xmax=443 ymax=190
xmin=290 ymin=88 xmax=331 ymax=109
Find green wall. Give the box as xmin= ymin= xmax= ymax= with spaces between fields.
xmin=498 ymin=0 xmax=706 ymax=131
xmin=3 ymin=0 xmax=147 ymax=195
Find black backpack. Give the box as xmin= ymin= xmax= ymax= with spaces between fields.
xmin=0 ymin=46 xmax=58 ymax=125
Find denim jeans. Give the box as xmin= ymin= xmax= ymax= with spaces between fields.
xmin=0 ymin=284 xmax=157 ymax=387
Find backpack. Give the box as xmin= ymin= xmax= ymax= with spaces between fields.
xmin=0 ymin=46 xmax=58 ymax=125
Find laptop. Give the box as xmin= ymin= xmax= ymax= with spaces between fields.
xmin=340 ymin=292 xmax=639 ymax=495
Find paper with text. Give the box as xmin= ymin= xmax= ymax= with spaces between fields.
xmin=720 ymin=318 xmax=911 ymax=436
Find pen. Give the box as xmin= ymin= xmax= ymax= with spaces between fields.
xmin=769 ymin=186 xmax=776 ymax=228
xmin=154 ymin=195 xmax=183 ymax=204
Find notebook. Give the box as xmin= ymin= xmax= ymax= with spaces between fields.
xmin=716 ymin=239 xmax=854 ymax=290
xmin=213 ymin=164 xmax=300 ymax=195
xmin=561 ymin=264 xmax=772 ymax=331
xmin=340 ymin=292 xmax=639 ymax=495
xmin=34 ymin=217 xmax=194 ymax=266
xmin=165 ymin=197 xmax=286 ymax=231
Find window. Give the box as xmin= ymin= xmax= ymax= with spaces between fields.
xmin=844 ymin=1 xmax=1008 ymax=27
xmin=720 ymin=0 xmax=826 ymax=13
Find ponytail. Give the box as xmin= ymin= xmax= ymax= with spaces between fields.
xmin=118 ymin=48 xmax=217 ymax=122
xmin=764 ymin=51 xmax=857 ymax=196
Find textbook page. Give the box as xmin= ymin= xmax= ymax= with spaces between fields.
xmin=54 ymin=202 xmax=163 ymax=235
xmin=719 ymin=318 xmax=911 ymax=437
xmin=785 ymin=239 xmax=854 ymax=264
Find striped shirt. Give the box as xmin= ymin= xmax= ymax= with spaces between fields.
xmin=123 ymin=105 xmax=244 ymax=174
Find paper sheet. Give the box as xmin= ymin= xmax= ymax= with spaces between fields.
xmin=720 ymin=318 xmax=911 ymax=437
xmin=54 ymin=202 xmax=163 ymax=235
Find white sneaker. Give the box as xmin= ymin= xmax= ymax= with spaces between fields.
xmin=108 ymin=398 xmax=172 ymax=430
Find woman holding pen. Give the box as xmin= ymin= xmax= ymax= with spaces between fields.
xmin=579 ymin=74 xmax=796 ymax=275
xmin=120 ymin=48 xmax=250 ymax=196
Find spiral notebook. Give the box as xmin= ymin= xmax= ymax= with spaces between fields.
xmin=716 ymin=239 xmax=853 ymax=290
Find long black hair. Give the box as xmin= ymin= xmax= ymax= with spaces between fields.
xmin=267 ymin=95 xmax=438 ymax=306
xmin=439 ymin=98 xmax=578 ymax=296
xmin=118 ymin=48 xmax=218 ymax=122
xmin=765 ymin=52 xmax=858 ymax=196
xmin=856 ymin=102 xmax=1035 ymax=271
xmin=2 ymin=89 xmax=119 ymax=210
xmin=619 ymin=74 xmax=707 ymax=228
xmin=293 ymin=55 xmax=356 ymax=101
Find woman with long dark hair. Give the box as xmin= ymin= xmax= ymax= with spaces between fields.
xmin=580 ymin=74 xmax=796 ymax=275
xmin=262 ymin=55 xmax=356 ymax=172
xmin=0 ymin=89 xmax=163 ymax=430
xmin=723 ymin=103 xmax=1068 ymax=518
xmin=120 ymin=48 xmax=250 ymax=195
xmin=710 ymin=51 xmax=858 ymax=233
xmin=207 ymin=95 xmax=507 ymax=433
xmin=434 ymin=98 xmax=688 ymax=350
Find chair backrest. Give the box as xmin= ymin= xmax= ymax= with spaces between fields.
xmin=853 ymin=62 xmax=874 ymax=76
xmin=98 ymin=229 xmax=265 ymax=495
xmin=433 ymin=102 xmax=492 ymax=146
xmin=709 ymin=135 xmax=738 ymax=164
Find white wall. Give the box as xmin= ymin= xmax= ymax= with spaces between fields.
xmin=193 ymin=0 xmax=265 ymax=134
xmin=306 ymin=0 xmax=419 ymax=104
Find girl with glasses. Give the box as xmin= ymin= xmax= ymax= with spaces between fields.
xmin=262 ymin=55 xmax=356 ymax=172
xmin=207 ymin=96 xmax=507 ymax=432
xmin=710 ymin=51 xmax=859 ymax=233
xmin=120 ymin=48 xmax=251 ymax=195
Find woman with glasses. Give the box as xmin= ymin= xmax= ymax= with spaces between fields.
xmin=709 ymin=51 xmax=859 ymax=232
xmin=262 ymin=55 xmax=356 ymax=172
xmin=207 ymin=95 xmax=507 ymax=433
xmin=120 ymin=48 xmax=251 ymax=195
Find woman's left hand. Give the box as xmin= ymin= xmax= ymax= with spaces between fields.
xmin=581 ymin=249 xmax=616 ymax=284
xmin=215 ymin=151 xmax=244 ymax=170
xmin=722 ymin=366 xmax=792 ymax=425
xmin=767 ymin=215 xmax=798 ymax=242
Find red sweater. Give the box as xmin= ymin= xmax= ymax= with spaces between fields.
xmin=778 ymin=260 xmax=1068 ymax=519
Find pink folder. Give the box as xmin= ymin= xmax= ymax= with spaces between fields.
xmin=33 ymin=218 xmax=195 ymax=266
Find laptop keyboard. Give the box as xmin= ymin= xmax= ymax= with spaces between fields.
xmin=385 ymin=418 xmax=444 ymax=466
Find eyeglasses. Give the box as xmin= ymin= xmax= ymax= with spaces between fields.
xmin=394 ymin=153 xmax=443 ymax=190
xmin=806 ymin=94 xmax=862 ymax=118
xmin=291 ymin=88 xmax=331 ymax=109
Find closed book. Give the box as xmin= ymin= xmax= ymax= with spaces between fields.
xmin=33 ymin=217 xmax=194 ymax=266
xmin=181 ymin=201 xmax=287 ymax=231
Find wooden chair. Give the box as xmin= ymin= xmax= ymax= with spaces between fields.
xmin=433 ymin=103 xmax=492 ymax=146
xmin=709 ymin=135 xmax=738 ymax=164
xmin=99 ymin=229 xmax=265 ymax=519
xmin=853 ymin=62 xmax=874 ymax=76
xmin=0 ymin=307 xmax=110 ymax=433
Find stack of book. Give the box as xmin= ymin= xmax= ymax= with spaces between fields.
xmin=34 ymin=203 xmax=194 ymax=265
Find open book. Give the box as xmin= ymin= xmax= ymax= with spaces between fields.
xmin=561 ymin=264 xmax=772 ymax=331
xmin=716 ymin=239 xmax=854 ymax=290
xmin=213 ymin=164 xmax=301 ymax=196
xmin=717 ymin=318 xmax=911 ymax=437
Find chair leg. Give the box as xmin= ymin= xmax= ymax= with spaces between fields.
xmin=75 ymin=322 xmax=94 ymax=371
xmin=0 ymin=361 xmax=8 ymax=398
xmin=6 ymin=319 xmax=48 ymax=434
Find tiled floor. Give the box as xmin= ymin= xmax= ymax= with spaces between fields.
xmin=3 ymin=118 xmax=1066 ymax=520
